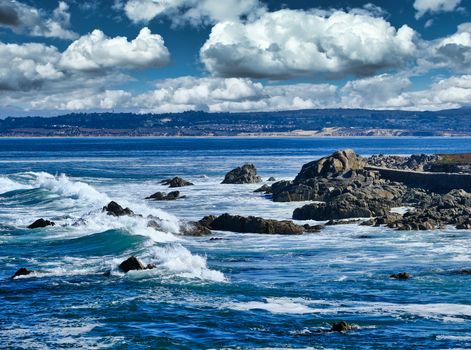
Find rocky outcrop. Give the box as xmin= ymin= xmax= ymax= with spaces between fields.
xmin=27 ymin=218 xmax=55 ymax=229
xmin=160 ymin=177 xmax=194 ymax=188
xmin=295 ymin=149 xmax=365 ymax=181
xmin=145 ymin=191 xmax=183 ymax=201
xmin=197 ymin=213 xmax=322 ymax=235
xmin=103 ymin=201 xmax=134 ymax=217
xmin=254 ymin=184 xmax=271 ymax=193
xmin=367 ymin=154 xmax=439 ymax=171
xmin=293 ymin=185 xmax=404 ymax=220
xmin=180 ymin=222 xmax=212 ymax=236
xmin=118 ymin=256 xmax=156 ymax=273
xmin=222 ymin=164 xmax=262 ymax=184
xmin=11 ymin=268 xmax=34 ymax=279
xmin=267 ymin=177 xmax=276 ymax=182
xmin=362 ymin=189 xmax=471 ymax=231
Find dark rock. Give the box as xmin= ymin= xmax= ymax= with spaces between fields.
xmin=103 ymin=201 xmax=134 ymax=217
xmin=200 ymin=213 xmax=309 ymax=235
xmin=303 ymin=224 xmax=324 ymax=232
xmin=27 ymin=218 xmax=55 ymax=229
xmin=222 ymin=164 xmax=262 ymax=184
xmin=331 ymin=321 xmax=355 ymax=332
xmin=367 ymin=154 xmax=439 ymax=171
xmin=209 ymin=237 xmax=224 ymax=241
xmin=146 ymin=191 xmax=183 ymax=201
xmin=161 ymin=177 xmax=194 ymax=188
xmin=180 ymin=222 xmax=212 ymax=236
xmin=146 ymin=263 xmax=156 ymax=270
xmin=390 ymin=272 xmax=411 ymax=280
xmin=118 ymin=256 xmax=146 ymax=272
xmin=254 ymin=184 xmax=271 ymax=193
xmin=11 ymin=267 xmax=33 ymax=279
xmin=295 ymin=149 xmax=365 ymax=181
xmin=267 ymin=177 xmax=276 ymax=182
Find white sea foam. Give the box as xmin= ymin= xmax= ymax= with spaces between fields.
xmin=226 ymin=298 xmax=314 ymax=314
xmin=141 ymin=244 xmax=226 ymax=282
xmin=31 ymin=172 xmax=110 ymax=205
xmin=225 ymin=297 xmax=471 ymax=322
xmin=0 ymin=176 xmax=31 ymax=194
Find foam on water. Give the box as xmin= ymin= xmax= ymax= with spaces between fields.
xmin=226 ymin=297 xmax=471 ymax=322
xmin=1 ymin=172 xmax=225 ymax=283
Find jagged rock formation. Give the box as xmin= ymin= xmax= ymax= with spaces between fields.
xmin=103 ymin=201 xmax=134 ymax=217
xmin=222 ymin=164 xmax=262 ymax=184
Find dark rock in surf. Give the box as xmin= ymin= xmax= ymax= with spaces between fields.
xmin=103 ymin=201 xmax=134 ymax=217
xmin=222 ymin=164 xmax=262 ymax=184
xmin=331 ymin=321 xmax=355 ymax=332
xmin=11 ymin=267 xmax=33 ymax=279
xmin=145 ymin=191 xmax=183 ymax=201
xmin=27 ymin=218 xmax=55 ymax=229
xmin=390 ymin=272 xmax=411 ymax=280
xmin=180 ymin=222 xmax=212 ymax=236
xmin=160 ymin=177 xmax=194 ymax=188
xmin=254 ymin=184 xmax=271 ymax=193
xmin=118 ymin=256 xmax=146 ymax=272
xmin=198 ymin=213 xmax=315 ymax=235
xmin=267 ymin=177 xmax=276 ymax=182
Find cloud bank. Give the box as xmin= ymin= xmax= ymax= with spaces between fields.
xmin=200 ymin=9 xmax=417 ymax=79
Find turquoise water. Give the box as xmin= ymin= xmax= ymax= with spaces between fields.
xmin=1 ymin=137 xmax=471 ymax=349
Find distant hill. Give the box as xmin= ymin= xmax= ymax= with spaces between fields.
xmin=0 ymin=108 xmax=470 ymax=137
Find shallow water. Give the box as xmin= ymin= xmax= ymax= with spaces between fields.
xmin=0 ymin=137 xmax=471 ymax=349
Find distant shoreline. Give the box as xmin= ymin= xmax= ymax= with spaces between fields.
xmin=0 ymin=135 xmax=471 ymax=139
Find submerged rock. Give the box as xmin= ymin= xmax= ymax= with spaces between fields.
xmin=27 ymin=218 xmax=55 ymax=229
xmin=331 ymin=321 xmax=356 ymax=332
xmin=11 ymin=267 xmax=33 ymax=279
xmin=160 ymin=177 xmax=194 ymax=188
xmin=103 ymin=201 xmax=134 ymax=217
xmin=145 ymin=191 xmax=183 ymax=201
xmin=390 ymin=272 xmax=411 ymax=280
xmin=222 ymin=164 xmax=262 ymax=184
xmin=197 ymin=213 xmax=316 ymax=235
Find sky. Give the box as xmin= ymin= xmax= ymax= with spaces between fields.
xmin=0 ymin=0 xmax=470 ymax=116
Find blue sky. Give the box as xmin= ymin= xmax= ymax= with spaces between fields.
xmin=0 ymin=0 xmax=470 ymax=116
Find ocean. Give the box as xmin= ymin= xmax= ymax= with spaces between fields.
xmin=1 ymin=137 xmax=471 ymax=349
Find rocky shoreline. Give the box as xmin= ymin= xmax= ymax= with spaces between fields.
xmin=17 ymin=149 xmax=471 ymax=280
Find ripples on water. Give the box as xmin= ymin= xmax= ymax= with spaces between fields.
xmin=0 ymin=137 xmax=471 ymax=349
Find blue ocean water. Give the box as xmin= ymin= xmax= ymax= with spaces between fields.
xmin=0 ymin=137 xmax=471 ymax=349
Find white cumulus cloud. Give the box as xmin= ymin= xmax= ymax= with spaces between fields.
xmin=123 ymin=0 xmax=264 ymax=25
xmin=0 ymin=42 xmax=63 ymax=91
xmin=414 ymin=0 xmax=462 ymax=19
xmin=60 ymin=27 xmax=170 ymax=71
xmin=420 ymin=23 xmax=471 ymax=73
xmin=0 ymin=0 xmax=77 ymax=40
xmin=200 ymin=9 xmax=417 ymax=80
